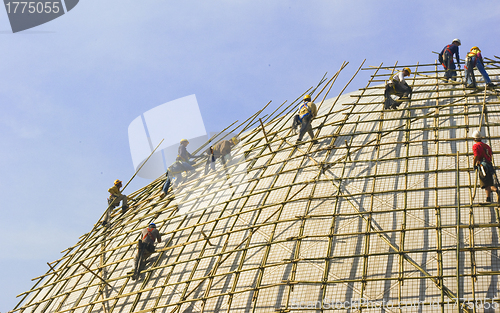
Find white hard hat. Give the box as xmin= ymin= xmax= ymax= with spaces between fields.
xmin=452 ymin=38 xmax=461 ymax=45
xmin=471 ymin=130 xmax=482 ymax=139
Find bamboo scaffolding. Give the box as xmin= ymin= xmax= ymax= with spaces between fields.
xmin=13 ymin=63 xmax=500 ymax=313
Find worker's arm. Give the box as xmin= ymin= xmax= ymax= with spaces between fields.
xmin=156 ymin=230 xmax=162 ymax=243
xmin=108 ymin=186 xmax=121 ymax=196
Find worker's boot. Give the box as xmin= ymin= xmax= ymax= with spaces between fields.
xmin=487 ymin=83 xmax=496 ymax=89
xmin=486 ymin=197 xmax=492 ymax=203
xmin=121 ymin=205 xmax=129 ymax=214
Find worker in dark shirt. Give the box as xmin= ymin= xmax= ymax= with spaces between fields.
xmin=440 ymin=39 xmax=461 ymax=81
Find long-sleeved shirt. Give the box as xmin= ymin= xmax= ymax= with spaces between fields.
xmin=178 ymin=144 xmax=194 ymax=162
xmin=141 ymin=227 xmax=161 ymax=245
xmin=441 ymin=44 xmax=460 ymax=66
xmin=212 ymin=140 xmax=233 ymax=157
xmin=392 ymin=71 xmax=407 ymax=84
xmin=108 ymin=185 xmax=122 ymax=196
xmin=298 ymin=101 xmax=318 ymax=119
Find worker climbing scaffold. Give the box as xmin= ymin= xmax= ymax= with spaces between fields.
xmin=102 ymin=179 xmax=129 ymax=227
xmin=292 ymin=94 xmax=318 ymax=145
xmin=177 ymin=139 xmax=199 ymax=170
xmin=132 ymin=222 xmax=162 ymax=280
xmin=464 ymin=46 xmax=497 ymax=89
xmin=204 ymin=137 xmax=239 ymax=175
xmin=439 ymin=38 xmax=461 ymax=82
xmin=384 ymin=67 xmax=412 ymax=110
xmin=472 ymin=130 xmax=500 ymax=203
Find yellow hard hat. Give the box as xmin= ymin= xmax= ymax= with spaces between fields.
xmin=231 ymin=136 xmax=240 ymax=145
xmin=403 ymin=67 xmax=411 ymax=75
xmin=114 ymin=179 xmax=122 ymax=185
xmin=471 ymin=46 xmax=480 ymax=51
xmin=304 ymin=94 xmax=311 ymax=101
xmin=180 ymin=139 xmax=189 ymax=144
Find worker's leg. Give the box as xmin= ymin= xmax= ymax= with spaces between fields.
xmin=292 ymin=115 xmax=300 ymax=132
xmin=447 ymin=58 xmax=457 ymax=81
xmin=173 ymin=173 xmax=183 ymax=186
xmin=181 ymin=161 xmax=195 ymax=171
xmin=116 ymin=194 xmax=128 ymax=209
xmin=384 ymin=84 xmax=394 ymax=109
xmin=464 ymin=66 xmax=472 ymax=86
xmin=444 ymin=55 xmax=452 ymax=80
xmin=297 ymin=114 xmax=312 ymax=141
xmin=204 ymin=156 xmax=213 ymax=175
xmin=306 ymin=123 xmax=315 ymax=141
xmin=475 ymin=61 xmax=492 ymax=84
xmin=160 ymin=177 xmax=171 ymax=199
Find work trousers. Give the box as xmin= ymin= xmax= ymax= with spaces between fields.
xmin=205 ymin=153 xmax=229 ymax=174
xmin=443 ymin=53 xmax=457 ymax=81
xmin=293 ymin=114 xmax=314 ymax=141
xmin=465 ymin=57 xmax=492 ymax=86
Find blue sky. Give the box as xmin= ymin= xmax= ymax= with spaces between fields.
xmin=1 ymin=0 xmax=500 ymax=310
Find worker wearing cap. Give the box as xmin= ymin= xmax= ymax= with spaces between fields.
xmin=140 ymin=223 xmax=162 ymax=261
xmin=472 ymin=130 xmax=499 ymax=203
xmin=384 ymin=67 xmax=412 ymax=110
xmin=440 ymin=39 xmax=461 ymax=81
xmin=292 ymin=94 xmax=318 ymax=145
xmin=177 ymin=139 xmax=198 ymax=171
xmin=205 ymin=137 xmax=238 ymax=175
xmin=464 ymin=46 xmax=496 ymax=89
xmin=108 ymin=179 xmax=129 ymax=212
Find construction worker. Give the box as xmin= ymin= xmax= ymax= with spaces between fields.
xmin=133 ymin=222 xmax=162 ymax=279
xmin=384 ymin=67 xmax=412 ymax=110
xmin=108 ymin=179 xmax=129 ymax=212
xmin=439 ymin=39 xmax=461 ymax=81
xmin=292 ymin=94 xmax=318 ymax=145
xmin=140 ymin=222 xmax=161 ymax=260
xmin=464 ymin=46 xmax=496 ymax=89
xmin=177 ymin=139 xmax=198 ymax=171
xmin=472 ymin=130 xmax=499 ymax=203
xmin=205 ymin=137 xmax=238 ymax=175
xmin=159 ymin=171 xmax=171 ymax=199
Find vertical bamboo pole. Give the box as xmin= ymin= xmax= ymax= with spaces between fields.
xmin=456 ymin=151 xmax=461 ymax=313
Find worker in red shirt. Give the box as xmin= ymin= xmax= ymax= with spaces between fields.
xmin=472 ymin=130 xmax=498 ymax=202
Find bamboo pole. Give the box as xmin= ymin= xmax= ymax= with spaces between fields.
xmin=259 ymin=118 xmax=273 ymax=153
xmin=456 ymin=151 xmax=462 ymax=313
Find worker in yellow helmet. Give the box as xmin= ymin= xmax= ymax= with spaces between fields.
xmin=291 ymin=94 xmax=318 ymax=145
xmin=103 ymin=179 xmax=129 ymax=226
xmin=384 ymin=67 xmax=412 ymax=110
xmin=439 ymin=38 xmax=461 ymax=81
xmin=464 ymin=46 xmax=496 ymax=89
xmin=204 ymin=137 xmax=239 ymax=175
